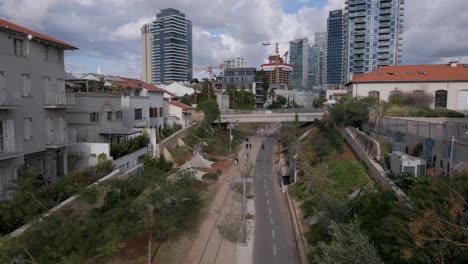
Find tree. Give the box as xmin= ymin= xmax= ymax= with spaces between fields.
xmin=190 ymin=78 xmax=200 ymax=84
xmin=197 ymin=100 xmax=220 ymax=124
xmin=313 ymin=97 xmax=327 ymax=108
xmin=316 ymin=220 xmax=384 ymax=264
xmin=180 ymin=95 xmax=192 ymax=106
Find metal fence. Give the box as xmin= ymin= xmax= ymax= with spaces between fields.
xmin=377 ymin=117 xmax=468 ymax=141
xmin=221 ymin=108 xmax=324 ymax=115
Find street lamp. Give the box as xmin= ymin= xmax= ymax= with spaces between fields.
xmin=227 ymin=121 xmax=237 ymax=154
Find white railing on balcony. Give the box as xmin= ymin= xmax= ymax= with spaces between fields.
xmin=44 ymin=91 xmax=75 ymax=107
xmin=0 ymin=89 xmax=20 ymax=108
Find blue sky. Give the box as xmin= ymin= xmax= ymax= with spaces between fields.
xmin=282 ymin=0 xmax=327 ymax=14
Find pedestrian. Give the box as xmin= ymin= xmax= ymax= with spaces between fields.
xmin=235 ymin=155 xmax=239 ymax=165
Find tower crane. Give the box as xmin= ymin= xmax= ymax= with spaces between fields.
xmin=283 ymin=51 xmax=289 ymax=64
xmin=186 ymin=64 xmax=224 ymax=80
xmin=261 ymin=41 xmax=290 ymax=84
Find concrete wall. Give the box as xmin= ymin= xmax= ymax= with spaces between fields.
xmin=350 ymin=81 xmax=468 ymax=112
xmin=68 ymin=93 xmax=124 ymax=142
xmin=113 ymin=146 xmax=149 ymax=172
xmin=121 ymin=96 xmax=150 ymax=129
xmin=157 ymin=125 xmax=193 ymax=158
xmin=341 ymin=127 xmax=412 ymax=207
xmin=67 ymin=142 xmax=110 ymax=172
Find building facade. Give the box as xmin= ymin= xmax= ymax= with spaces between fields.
xmin=315 ymin=32 xmax=327 ymax=86
xmin=327 ymin=10 xmax=344 ymax=85
xmin=141 ymin=23 xmax=153 ymax=84
xmin=260 ymin=55 xmax=293 ymax=85
xmin=348 ymin=63 xmax=468 ymax=113
xmin=289 ymin=38 xmax=309 ymax=89
xmin=223 ymin=57 xmax=247 ymax=69
xmin=152 ymin=8 xmax=193 ymax=84
xmin=222 ymin=67 xmax=256 ymax=91
xmin=344 ymin=0 xmax=404 ymax=83
xmin=0 ymin=19 xmax=77 ymax=199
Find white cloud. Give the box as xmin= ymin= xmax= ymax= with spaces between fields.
xmin=0 ymin=0 xmax=467 ymax=78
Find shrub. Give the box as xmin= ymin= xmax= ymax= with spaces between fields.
xmin=110 ymin=134 xmax=150 ymax=159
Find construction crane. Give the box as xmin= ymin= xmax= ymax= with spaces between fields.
xmin=283 ymin=51 xmax=289 ymax=64
xmin=262 ymin=41 xmax=289 ymax=84
xmin=186 ymin=64 xmax=224 ymax=80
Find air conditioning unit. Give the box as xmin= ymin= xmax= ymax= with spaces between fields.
xmin=390 ymin=151 xmax=426 ymax=177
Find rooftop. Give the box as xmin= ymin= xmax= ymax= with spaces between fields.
xmin=114 ymin=76 xmax=164 ymax=93
xmin=0 ymin=18 xmax=77 ymax=50
xmin=351 ymin=63 xmax=468 ymax=83
xmin=167 ymin=101 xmax=193 ymax=110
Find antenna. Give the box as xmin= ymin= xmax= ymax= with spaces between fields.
xmin=97 ymin=66 xmax=102 ymax=75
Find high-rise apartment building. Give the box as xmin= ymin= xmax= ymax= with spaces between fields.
xmin=260 ymin=55 xmax=293 ymax=85
xmin=152 ymin=8 xmax=192 ymax=84
xmin=315 ymin=32 xmax=327 ymax=86
xmin=141 ymin=23 xmax=153 ymax=84
xmin=308 ymin=44 xmax=319 ymax=87
xmin=327 ymin=10 xmax=344 ymax=85
xmin=223 ymin=57 xmax=247 ymax=69
xmin=344 ymin=0 xmax=404 ymax=83
xmin=289 ymin=38 xmax=309 ymax=89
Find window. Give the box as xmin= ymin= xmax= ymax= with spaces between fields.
xmin=22 ymin=74 xmax=31 ymax=96
xmin=0 ymin=120 xmax=13 ymax=152
xmin=150 ymin=107 xmax=159 ymax=118
xmin=24 ymin=118 xmax=32 ymax=140
xmin=134 ymin=108 xmax=143 ymax=120
xmin=107 ymin=111 xmax=112 ymax=120
xmin=55 ymin=49 xmax=62 ymax=63
xmin=42 ymin=45 xmax=49 ymax=61
xmin=369 ymin=90 xmax=380 ymax=101
xmin=14 ymin=39 xmax=24 ymax=56
xmin=90 ymin=112 xmax=99 ymax=122
xmin=0 ymin=121 xmax=4 ymax=152
xmin=0 ymin=72 xmax=5 ymax=105
xmin=434 ymin=90 xmax=447 ymax=109
xmin=116 ymin=111 xmax=123 ymax=120
xmin=135 ymin=89 xmax=141 ymax=96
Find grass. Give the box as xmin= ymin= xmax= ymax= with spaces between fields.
xmin=384 ymin=105 xmax=465 ymax=117
xmin=327 ymin=160 xmax=369 ymax=198
xmin=171 ymin=145 xmax=192 ymax=165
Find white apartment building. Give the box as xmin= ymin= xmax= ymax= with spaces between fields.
xmin=0 ymin=19 xmax=77 ymax=199
xmin=223 ymin=57 xmax=247 ymax=69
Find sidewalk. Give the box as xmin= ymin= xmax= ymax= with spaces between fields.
xmin=183 ymin=133 xmax=263 ymax=264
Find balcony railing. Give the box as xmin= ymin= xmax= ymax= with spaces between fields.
xmin=354 ymin=37 xmax=365 ymax=42
xmin=349 ymin=5 xmax=366 ymax=12
xmin=380 ymin=9 xmax=392 ymax=15
xmin=46 ymin=128 xmax=76 ymax=148
xmin=379 ymin=22 xmax=391 ymax=28
xmin=353 ymin=18 xmax=367 ymax=23
xmin=379 ymin=15 xmax=392 ymax=21
xmin=380 ymin=2 xmax=393 ymax=8
xmin=355 ymin=24 xmax=366 ymax=29
xmin=354 ymin=43 xmax=366 ymax=48
xmin=0 ymin=135 xmax=23 ymax=160
xmin=378 ymin=41 xmax=390 ymax=46
xmin=378 ymin=35 xmax=391 ymax=40
xmin=349 ymin=11 xmax=367 ymax=18
xmin=44 ymin=92 xmax=75 ymax=108
xmin=379 ymin=28 xmax=391 ymax=34
xmin=349 ymin=0 xmax=367 ymax=5
xmin=0 ymin=89 xmax=20 ymax=109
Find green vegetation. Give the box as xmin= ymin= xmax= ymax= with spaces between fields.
xmin=312 ymin=97 xmax=327 ymax=108
xmin=0 ymin=160 xmax=114 ymax=236
xmin=330 ymin=96 xmax=375 ymax=128
xmin=196 ymin=99 xmax=220 ymax=124
xmin=110 ymin=132 xmax=150 ymax=159
xmin=159 ymin=123 xmax=183 ymax=141
xmin=384 ymin=105 xmax=465 ymax=117
xmin=0 ymin=157 xmax=203 ymax=264
xmin=224 ymin=89 xmax=256 ymax=110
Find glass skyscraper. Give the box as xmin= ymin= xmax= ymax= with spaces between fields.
xmin=152 ymin=8 xmax=192 ymax=84
xmin=327 ymin=10 xmax=344 ymax=85
xmin=344 ymin=0 xmax=404 ymax=83
xmin=289 ymin=38 xmax=309 ymax=89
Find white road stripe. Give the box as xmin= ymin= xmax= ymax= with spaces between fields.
xmin=264 ymin=183 xmax=267 ymax=189
xmin=267 ymin=199 xmax=270 ymax=205
xmin=270 ymin=217 xmax=273 ymax=225
xmin=272 ymin=229 xmax=275 ymax=238
xmin=268 ymin=207 xmax=272 ymax=215
xmin=273 ymin=244 xmax=277 ymax=255
xmin=265 ymin=190 xmax=268 ymax=196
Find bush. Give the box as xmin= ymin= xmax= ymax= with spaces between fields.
xmin=197 ymin=99 xmax=220 ymax=124
xmin=384 ymin=105 xmax=465 ymax=117
xmin=110 ymin=133 xmax=150 ymax=159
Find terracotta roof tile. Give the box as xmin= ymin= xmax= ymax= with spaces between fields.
xmin=164 ymin=90 xmax=180 ymax=98
xmin=112 ymin=76 xmax=164 ymax=92
xmin=0 ymin=18 xmax=77 ymax=49
xmin=351 ymin=64 xmax=468 ymax=83
xmin=167 ymin=101 xmax=193 ymax=110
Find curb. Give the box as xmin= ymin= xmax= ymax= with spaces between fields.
xmin=285 ymin=191 xmax=308 ymax=264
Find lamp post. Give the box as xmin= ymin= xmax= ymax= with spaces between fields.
xmin=227 ymin=121 xmax=237 ymax=154
xmin=449 ymin=136 xmax=455 ymax=176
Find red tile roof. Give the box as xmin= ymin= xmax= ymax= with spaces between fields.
xmin=0 ymin=18 xmax=77 ymax=50
xmin=167 ymin=101 xmax=193 ymax=110
xmin=351 ymin=64 xmax=468 ymax=83
xmin=112 ymin=76 xmax=164 ymax=93
xmin=261 ymin=63 xmax=294 ymax=67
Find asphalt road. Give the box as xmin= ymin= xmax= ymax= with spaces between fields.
xmin=253 ymin=130 xmax=299 ymax=264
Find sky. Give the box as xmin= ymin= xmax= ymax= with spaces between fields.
xmin=1 ymin=0 xmax=467 ymax=79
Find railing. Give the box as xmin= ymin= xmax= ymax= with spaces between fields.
xmin=221 ymin=108 xmax=325 ymax=115
xmin=0 ymin=89 xmax=20 ymax=108
xmin=379 ymin=15 xmax=392 ymax=21
xmin=380 ymin=2 xmax=393 ymax=8
xmin=349 ymin=11 xmax=367 ymax=18
xmin=46 ymin=129 xmax=76 ymax=147
xmin=379 ymin=22 xmax=391 ymax=27
xmin=44 ymin=92 xmax=75 ymax=107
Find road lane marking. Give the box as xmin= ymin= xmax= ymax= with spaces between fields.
xmin=270 ymin=217 xmax=273 ymax=225
xmin=273 ymin=244 xmax=276 ymax=255
xmin=267 ymin=199 xmax=270 ymax=205
xmin=265 ymin=190 xmax=268 ymax=197
xmin=272 ymin=230 xmax=275 ymax=238
xmin=268 ymin=207 xmax=272 ymax=215
xmin=264 ymin=183 xmax=267 ymax=189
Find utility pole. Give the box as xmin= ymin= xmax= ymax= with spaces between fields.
xmin=147 ymin=203 xmax=154 ymax=264
xmin=449 ymin=136 xmax=455 ymax=177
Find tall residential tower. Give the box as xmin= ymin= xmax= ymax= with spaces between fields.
xmin=141 ymin=23 xmax=153 ymax=84
xmin=344 ymin=0 xmax=404 ymax=82
xmin=327 ymin=10 xmax=344 ymax=85
xmin=152 ymin=8 xmax=192 ymax=84
xmin=289 ymin=38 xmax=309 ymax=89
xmin=314 ymin=32 xmax=327 ymax=86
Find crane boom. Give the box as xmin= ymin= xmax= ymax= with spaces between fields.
xmin=261 ymin=41 xmax=290 ymax=84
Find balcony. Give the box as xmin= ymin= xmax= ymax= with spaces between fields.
xmin=379 ymin=28 xmax=391 ymax=34
xmin=354 ymin=31 xmax=366 ymax=36
xmin=378 ymin=48 xmax=390 ymax=53
xmin=44 ymin=92 xmax=75 ymax=108
xmin=0 ymin=121 xmax=23 ymax=161
xmin=379 ymin=22 xmax=391 ymax=28
xmin=355 ymin=24 xmax=367 ymax=29
xmin=354 ymin=55 xmax=365 ymax=60
xmin=353 ymin=17 xmax=366 ymax=23
xmin=378 ymin=41 xmax=390 ymax=47
xmin=349 ymin=11 xmax=367 ymax=18
xmin=377 ymin=54 xmax=389 ymax=59
xmin=380 ymin=9 xmax=392 ymax=15
xmin=380 ymin=2 xmax=393 ymax=8
xmin=349 ymin=5 xmax=366 ymax=12
xmin=354 ymin=43 xmax=366 ymax=48
xmin=378 ymin=59 xmax=389 ymax=65
xmin=379 ymin=15 xmax=392 ymax=21
xmin=353 ymin=48 xmax=365 ymax=54
xmin=46 ymin=128 xmax=76 ymax=148
xmin=349 ymin=0 xmax=366 ymax=4
xmin=0 ymin=89 xmax=20 ymax=110
xmin=354 ymin=61 xmax=365 ymax=66
xmin=354 ymin=37 xmax=365 ymax=42
xmin=378 ymin=34 xmax=391 ymax=40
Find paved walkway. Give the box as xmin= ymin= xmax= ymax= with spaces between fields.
xmin=183 ymin=132 xmax=264 ymax=264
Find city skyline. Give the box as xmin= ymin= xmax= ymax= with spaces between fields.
xmin=1 ymin=0 xmax=467 ymax=79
